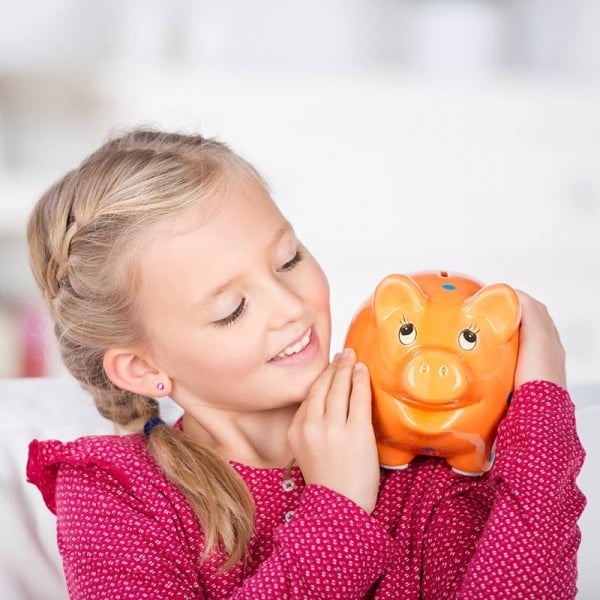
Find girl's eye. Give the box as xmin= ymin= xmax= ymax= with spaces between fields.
xmin=214 ymin=298 xmax=246 ymax=327
xmin=279 ymin=250 xmax=303 ymax=272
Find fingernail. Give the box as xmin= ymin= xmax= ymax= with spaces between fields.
xmin=342 ymin=347 xmax=353 ymax=358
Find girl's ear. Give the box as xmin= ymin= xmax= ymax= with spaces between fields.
xmin=103 ymin=348 xmax=171 ymax=397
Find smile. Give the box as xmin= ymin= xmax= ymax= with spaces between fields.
xmin=272 ymin=328 xmax=312 ymax=361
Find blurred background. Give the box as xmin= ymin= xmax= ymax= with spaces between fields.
xmin=0 ymin=0 xmax=598 ymax=383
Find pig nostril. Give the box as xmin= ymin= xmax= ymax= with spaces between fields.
xmin=419 ymin=364 xmax=430 ymax=375
xmin=439 ymin=365 xmax=448 ymax=377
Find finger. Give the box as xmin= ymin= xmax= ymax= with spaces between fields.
xmin=347 ymin=362 xmax=373 ymax=425
xmin=303 ymin=353 xmax=342 ymax=422
xmin=324 ymin=348 xmax=356 ymax=424
xmin=513 ymin=290 xmax=566 ymax=388
xmin=517 ymin=290 xmax=557 ymax=338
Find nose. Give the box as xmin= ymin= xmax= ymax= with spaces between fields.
xmin=402 ymin=349 xmax=468 ymax=405
xmin=265 ymin=276 xmax=304 ymax=328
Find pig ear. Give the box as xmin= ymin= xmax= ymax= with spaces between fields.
xmin=463 ymin=283 xmax=521 ymax=342
xmin=373 ymin=274 xmax=427 ymax=323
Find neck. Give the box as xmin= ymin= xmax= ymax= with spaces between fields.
xmin=181 ymin=403 xmax=298 ymax=469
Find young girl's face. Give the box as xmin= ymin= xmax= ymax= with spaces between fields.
xmin=135 ymin=178 xmax=331 ymax=413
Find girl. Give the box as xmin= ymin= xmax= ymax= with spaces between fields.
xmin=26 ymin=129 xmax=585 ymax=599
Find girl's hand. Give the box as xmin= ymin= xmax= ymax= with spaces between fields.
xmin=514 ymin=290 xmax=567 ymax=389
xmin=288 ymin=348 xmax=380 ymax=514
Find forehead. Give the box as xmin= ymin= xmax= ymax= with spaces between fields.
xmin=136 ymin=180 xmax=290 ymax=289
xmin=144 ymin=176 xmax=281 ymax=239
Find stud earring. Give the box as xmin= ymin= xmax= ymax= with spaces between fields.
xmin=156 ymin=382 xmax=165 ymax=392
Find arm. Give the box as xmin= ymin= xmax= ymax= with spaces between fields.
xmin=55 ymin=461 xmax=392 ymax=599
xmin=234 ymin=349 xmax=393 ymax=598
xmin=233 ymin=485 xmax=393 ymax=599
xmin=454 ymin=381 xmax=585 ymax=599
xmin=422 ymin=292 xmax=586 ymax=599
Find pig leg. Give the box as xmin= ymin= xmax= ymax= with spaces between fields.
xmin=378 ymin=445 xmax=413 ymax=470
xmin=447 ymin=451 xmax=489 ymax=476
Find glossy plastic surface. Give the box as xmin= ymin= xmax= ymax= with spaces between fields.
xmin=344 ymin=271 xmax=520 ymax=475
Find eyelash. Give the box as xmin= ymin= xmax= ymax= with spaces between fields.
xmin=215 ymin=298 xmax=246 ymax=327
xmin=279 ymin=250 xmax=304 ymax=271
xmin=213 ymin=251 xmax=304 ymax=327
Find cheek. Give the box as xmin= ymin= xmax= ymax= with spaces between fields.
xmin=168 ymin=332 xmax=264 ymax=395
xmin=307 ymin=263 xmax=332 ymax=345
xmin=202 ymin=327 xmax=263 ymax=371
xmin=316 ymin=275 xmax=332 ymax=334
xmin=149 ymin=318 xmax=257 ymax=378
xmin=214 ymin=334 xmax=263 ymax=371
xmin=305 ymin=258 xmax=331 ymax=307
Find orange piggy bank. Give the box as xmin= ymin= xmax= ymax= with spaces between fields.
xmin=344 ymin=271 xmax=520 ymax=475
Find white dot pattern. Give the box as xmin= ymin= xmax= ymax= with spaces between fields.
xmin=27 ymin=381 xmax=586 ymax=599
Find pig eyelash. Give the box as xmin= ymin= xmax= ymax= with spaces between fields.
xmin=467 ymin=324 xmax=480 ymax=334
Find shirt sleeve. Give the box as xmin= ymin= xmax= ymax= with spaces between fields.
xmin=422 ymin=380 xmax=587 ymax=600
xmin=230 ymin=485 xmax=394 ymax=599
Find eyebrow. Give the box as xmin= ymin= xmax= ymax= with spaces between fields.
xmin=199 ymin=221 xmax=294 ymax=305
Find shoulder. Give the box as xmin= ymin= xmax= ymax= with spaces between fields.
xmin=27 ymin=435 xmax=204 ymax=591
xmin=27 ymin=433 xmax=168 ymax=514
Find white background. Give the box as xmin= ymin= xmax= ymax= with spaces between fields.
xmin=0 ymin=0 xmax=598 ymax=383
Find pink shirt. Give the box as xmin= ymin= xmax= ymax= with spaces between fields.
xmin=27 ymin=381 xmax=586 ymax=599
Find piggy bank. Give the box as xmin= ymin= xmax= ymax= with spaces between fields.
xmin=344 ymin=271 xmax=520 ymax=475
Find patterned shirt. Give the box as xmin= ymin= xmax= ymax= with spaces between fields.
xmin=27 ymin=381 xmax=586 ymax=599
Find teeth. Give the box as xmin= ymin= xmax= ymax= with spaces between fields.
xmin=275 ymin=329 xmax=312 ymax=359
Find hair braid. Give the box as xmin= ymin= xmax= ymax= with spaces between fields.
xmin=27 ymin=128 xmax=262 ymax=568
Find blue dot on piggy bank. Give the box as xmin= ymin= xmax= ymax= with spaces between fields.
xmin=442 ymin=284 xmax=456 ymax=291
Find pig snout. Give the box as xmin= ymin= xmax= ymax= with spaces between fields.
xmin=401 ymin=349 xmax=469 ymax=405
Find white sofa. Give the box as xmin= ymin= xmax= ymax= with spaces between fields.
xmin=1 ymin=377 xmax=598 ymax=599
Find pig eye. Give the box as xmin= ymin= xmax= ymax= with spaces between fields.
xmin=398 ymin=323 xmax=417 ymax=345
xmin=458 ymin=329 xmax=477 ymax=350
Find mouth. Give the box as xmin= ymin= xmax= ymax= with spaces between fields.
xmin=270 ymin=328 xmax=312 ymax=362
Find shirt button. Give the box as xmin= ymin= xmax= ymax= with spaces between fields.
xmin=281 ymin=478 xmax=296 ymax=492
xmin=284 ymin=510 xmax=295 ymax=523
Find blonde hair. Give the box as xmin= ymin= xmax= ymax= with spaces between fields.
xmin=27 ymin=129 xmax=260 ymax=568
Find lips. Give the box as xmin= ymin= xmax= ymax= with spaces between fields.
xmin=271 ymin=328 xmax=312 ymax=361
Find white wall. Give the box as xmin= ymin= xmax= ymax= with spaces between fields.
xmin=0 ymin=1 xmax=599 ymax=383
